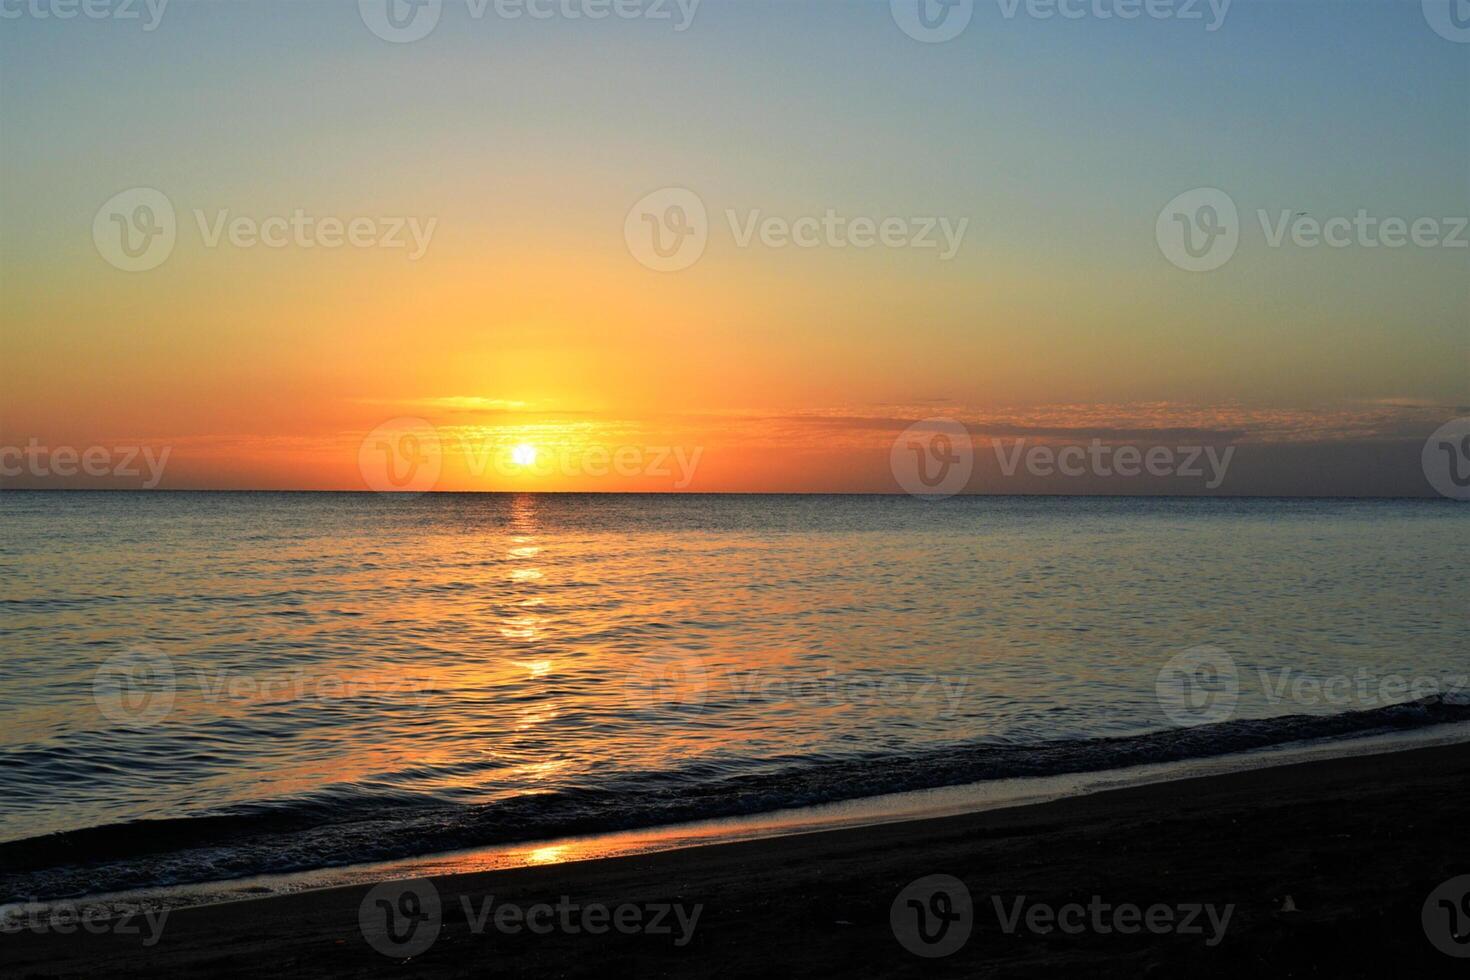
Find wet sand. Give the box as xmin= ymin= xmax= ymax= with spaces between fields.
xmin=4 ymin=741 xmax=1468 ymax=977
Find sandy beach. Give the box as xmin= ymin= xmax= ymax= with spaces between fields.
xmin=5 ymin=740 xmax=1467 ymax=978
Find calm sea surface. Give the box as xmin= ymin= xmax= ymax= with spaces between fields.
xmin=2 ymin=493 xmax=1467 ymax=898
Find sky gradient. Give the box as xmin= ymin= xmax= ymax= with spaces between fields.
xmin=1 ymin=0 xmax=1466 ymax=493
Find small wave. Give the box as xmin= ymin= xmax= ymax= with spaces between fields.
xmin=3 ymin=696 xmax=1467 ymax=901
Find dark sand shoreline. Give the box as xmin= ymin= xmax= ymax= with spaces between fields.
xmin=6 ymin=741 xmax=1469 ymax=977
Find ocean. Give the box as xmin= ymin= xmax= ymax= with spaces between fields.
xmin=2 ymin=492 xmax=1466 ymax=902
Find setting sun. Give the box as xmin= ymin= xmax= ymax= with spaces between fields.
xmin=1 ymin=7 xmax=1467 ymax=979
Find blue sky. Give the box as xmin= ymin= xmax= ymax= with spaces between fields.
xmin=1 ymin=0 xmax=1466 ymax=492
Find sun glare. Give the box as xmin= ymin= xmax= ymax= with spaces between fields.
xmin=511 ymin=444 xmax=538 ymax=467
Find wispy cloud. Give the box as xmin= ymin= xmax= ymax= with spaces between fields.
xmin=352 ymin=396 xmax=533 ymax=413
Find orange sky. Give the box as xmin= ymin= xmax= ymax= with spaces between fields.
xmin=1 ymin=2 xmax=1465 ymax=495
